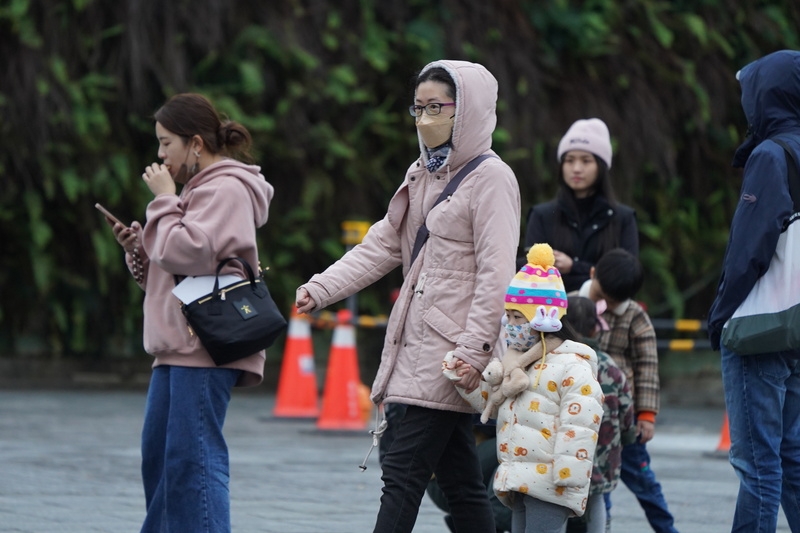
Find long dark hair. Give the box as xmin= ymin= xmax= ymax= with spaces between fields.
xmin=548 ymin=317 xmax=580 ymax=343
xmin=154 ymin=93 xmax=253 ymax=163
xmin=552 ymin=154 xmax=620 ymax=256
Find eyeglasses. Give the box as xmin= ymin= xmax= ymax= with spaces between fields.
xmin=408 ymin=102 xmax=456 ymax=117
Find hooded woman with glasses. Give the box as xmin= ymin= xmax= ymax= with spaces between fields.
xmin=296 ymin=60 xmax=521 ymax=533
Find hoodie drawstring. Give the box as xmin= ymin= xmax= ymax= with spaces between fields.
xmin=359 ymin=404 xmax=388 ymax=471
xmin=532 ymin=331 xmax=547 ymax=388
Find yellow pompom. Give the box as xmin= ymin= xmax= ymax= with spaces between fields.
xmin=527 ymin=243 xmax=555 ymax=268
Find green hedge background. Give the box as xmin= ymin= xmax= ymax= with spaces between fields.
xmin=2 ymin=0 xmax=799 ymax=359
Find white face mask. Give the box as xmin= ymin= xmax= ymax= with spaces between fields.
xmin=416 ymin=112 xmax=454 ymax=148
xmin=505 ymin=322 xmax=537 ymax=352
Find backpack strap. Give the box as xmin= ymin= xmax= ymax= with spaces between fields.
xmin=771 ymin=139 xmax=800 ymax=229
xmin=409 ymin=154 xmax=497 ymax=265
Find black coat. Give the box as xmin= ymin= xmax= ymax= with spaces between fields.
xmin=522 ymin=194 xmax=639 ymax=293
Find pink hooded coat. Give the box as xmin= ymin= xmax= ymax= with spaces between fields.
xmin=127 ymin=159 xmax=274 ymax=387
xmin=301 ymin=60 xmax=521 ymax=411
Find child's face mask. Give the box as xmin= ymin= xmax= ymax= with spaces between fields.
xmin=505 ymin=322 xmax=537 ymax=352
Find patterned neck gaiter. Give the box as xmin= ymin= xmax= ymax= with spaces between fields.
xmin=425 ymin=144 xmax=451 ymax=173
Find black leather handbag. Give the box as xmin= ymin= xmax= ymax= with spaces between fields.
xmin=179 ymin=257 xmax=287 ymax=366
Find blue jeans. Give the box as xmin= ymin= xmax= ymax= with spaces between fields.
xmin=614 ymin=436 xmax=678 ymax=533
xmin=722 ymin=346 xmax=800 ymax=533
xmin=374 ymin=405 xmax=495 ymax=533
xmin=140 ymin=366 xmax=242 ymax=533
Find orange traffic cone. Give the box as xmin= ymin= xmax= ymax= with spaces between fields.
xmin=705 ymin=411 xmax=731 ymax=459
xmin=317 ymin=309 xmax=366 ymax=430
xmin=715 ymin=412 xmax=731 ymax=453
xmin=358 ymin=382 xmax=373 ymax=424
xmin=273 ymin=306 xmax=319 ymax=418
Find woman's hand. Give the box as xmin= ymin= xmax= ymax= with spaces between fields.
xmin=453 ymin=364 xmax=482 ymax=393
xmin=142 ymin=163 xmax=176 ymax=196
xmin=553 ymin=249 xmax=573 ymax=274
xmin=295 ymin=287 xmax=316 ymax=314
xmin=111 ymin=220 xmax=142 ymax=254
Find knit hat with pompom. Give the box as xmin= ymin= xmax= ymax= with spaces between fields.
xmin=504 ymin=243 xmax=568 ymax=332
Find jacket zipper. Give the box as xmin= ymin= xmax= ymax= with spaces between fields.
xmin=414 ymin=273 xmax=427 ymax=298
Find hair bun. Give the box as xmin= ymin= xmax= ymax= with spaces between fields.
xmin=219 ymin=121 xmax=248 ymax=147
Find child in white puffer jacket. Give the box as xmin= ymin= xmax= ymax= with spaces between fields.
xmin=444 ymin=244 xmax=604 ymax=533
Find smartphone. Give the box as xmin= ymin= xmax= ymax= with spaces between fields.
xmin=95 ymin=203 xmax=127 ymax=228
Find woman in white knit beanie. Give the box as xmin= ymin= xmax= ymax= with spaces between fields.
xmin=522 ymin=118 xmax=639 ymax=293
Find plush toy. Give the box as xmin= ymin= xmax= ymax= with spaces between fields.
xmin=499 ymin=341 xmax=545 ymax=398
xmin=479 ymin=336 xmax=564 ymax=423
xmin=479 ymin=359 xmax=505 ymax=423
xmin=482 ymin=359 xmax=504 ymax=387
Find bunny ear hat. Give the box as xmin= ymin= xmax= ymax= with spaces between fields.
xmin=504 ymin=243 xmax=568 ymax=332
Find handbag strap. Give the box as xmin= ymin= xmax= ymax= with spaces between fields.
xmin=409 ymin=154 xmax=497 ymax=265
xmin=772 ymin=138 xmax=800 ymax=229
xmin=172 ymin=257 xmax=259 ymax=294
xmin=214 ymin=257 xmax=258 ymax=292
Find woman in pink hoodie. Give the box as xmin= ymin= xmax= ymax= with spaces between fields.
xmin=107 ymin=93 xmax=274 ymax=533
xmin=296 ymin=61 xmax=520 ymax=533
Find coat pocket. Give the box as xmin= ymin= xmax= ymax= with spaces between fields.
xmin=423 ymin=304 xmax=464 ymax=344
xmin=427 ymin=206 xmax=473 ymax=243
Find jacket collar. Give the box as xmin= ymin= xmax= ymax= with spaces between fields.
xmin=557 ymin=192 xmax=613 ymax=223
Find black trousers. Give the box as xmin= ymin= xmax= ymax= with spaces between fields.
xmin=374 ymin=404 xmax=496 ymax=533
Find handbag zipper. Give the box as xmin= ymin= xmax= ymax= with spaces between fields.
xmin=194 ymin=279 xmax=261 ymax=305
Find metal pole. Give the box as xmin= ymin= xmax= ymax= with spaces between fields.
xmin=340 ymin=220 xmax=372 ymax=323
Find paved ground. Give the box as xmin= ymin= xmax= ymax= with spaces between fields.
xmin=0 ymin=389 xmax=793 ymax=533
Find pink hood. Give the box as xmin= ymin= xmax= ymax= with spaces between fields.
xmin=417 ymin=60 xmax=498 ymax=171
xmin=180 ymin=160 xmax=272 ymax=226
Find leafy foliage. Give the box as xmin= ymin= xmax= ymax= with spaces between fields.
xmin=1 ymin=0 xmax=799 ymax=357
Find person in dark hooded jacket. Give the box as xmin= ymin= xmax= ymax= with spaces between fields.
xmin=707 ymin=50 xmax=800 ymax=532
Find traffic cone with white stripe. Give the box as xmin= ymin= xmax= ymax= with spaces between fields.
xmin=316 ymin=309 xmax=366 ymax=430
xmin=273 ymin=306 xmax=319 ymax=418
